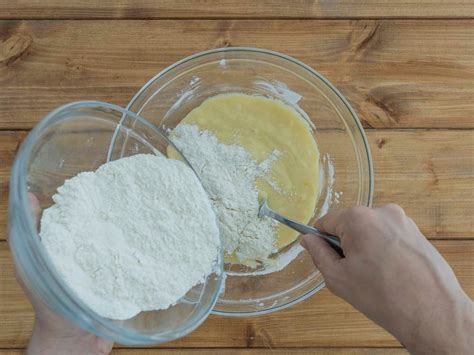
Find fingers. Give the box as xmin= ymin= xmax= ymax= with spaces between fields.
xmin=314 ymin=206 xmax=374 ymax=240
xmin=313 ymin=209 xmax=346 ymax=237
xmin=300 ymin=234 xmax=342 ymax=276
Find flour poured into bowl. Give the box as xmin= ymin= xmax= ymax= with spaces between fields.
xmin=171 ymin=124 xmax=281 ymax=263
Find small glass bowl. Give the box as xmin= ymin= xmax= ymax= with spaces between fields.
xmin=126 ymin=47 xmax=374 ymax=316
xmin=8 ymin=101 xmax=224 ymax=344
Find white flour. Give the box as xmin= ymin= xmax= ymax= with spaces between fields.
xmin=40 ymin=154 xmax=220 ymax=320
xmin=171 ymin=124 xmax=279 ymax=262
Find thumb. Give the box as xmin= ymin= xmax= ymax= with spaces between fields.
xmin=300 ymin=234 xmax=341 ymax=276
xmin=27 ymin=192 xmax=41 ymax=230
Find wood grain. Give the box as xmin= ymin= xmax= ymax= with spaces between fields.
xmin=0 ymin=132 xmax=26 ymax=238
xmin=0 ymin=349 xmax=408 ymax=354
xmin=1 ymin=130 xmax=472 ymax=241
xmin=1 ymin=20 xmax=474 ymax=129
xmin=112 ymin=350 xmax=408 ymax=355
xmin=1 ymin=1 xmax=473 ymax=19
xmin=1 ymin=4 xmax=473 ymax=354
xmin=0 ymin=349 xmax=409 ymax=354
xmin=1 ymin=239 xmax=472 ymax=348
xmin=369 ymin=130 xmax=474 ymax=238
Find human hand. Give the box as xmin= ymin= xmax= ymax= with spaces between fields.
xmin=26 ymin=298 xmax=114 ymax=355
xmin=18 ymin=194 xmax=113 ymax=355
xmin=300 ymin=205 xmax=474 ymax=355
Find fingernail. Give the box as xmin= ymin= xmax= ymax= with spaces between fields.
xmin=299 ymin=235 xmax=308 ymax=249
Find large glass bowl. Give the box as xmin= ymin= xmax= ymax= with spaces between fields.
xmin=126 ymin=48 xmax=374 ymax=316
xmin=8 ymin=101 xmax=224 ymax=344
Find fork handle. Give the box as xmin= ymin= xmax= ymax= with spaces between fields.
xmin=267 ymin=210 xmax=344 ymax=257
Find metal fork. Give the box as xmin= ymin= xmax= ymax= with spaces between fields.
xmin=258 ymin=199 xmax=344 ymax=257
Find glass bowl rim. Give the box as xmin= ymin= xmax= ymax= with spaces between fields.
xmin=9 ymin=100 xmax=224 ymax=343
xmin=125 ymin=47 xmax=374 ymax=316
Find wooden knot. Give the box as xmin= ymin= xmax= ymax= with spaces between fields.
xmin=376 ymin=138 xmax=386 ymax=149
xmin=221 ymin=38 xmax=231 ymax=47
xmin=354 ymin=22 xmax=380 ymax=53
xmin=365 ymin=90 xmax=401 ymax=125
xmin=0 ymin=34 xmax=32 ymax=67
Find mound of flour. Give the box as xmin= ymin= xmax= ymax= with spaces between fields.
xmin=171 ymin=124 xmax=280 ymax=262
xmin=40 ymin=154 xmax=220 ymax=320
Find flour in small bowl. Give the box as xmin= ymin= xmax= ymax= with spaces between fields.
xmin=171 ymin=124 xmax=280 ymax=263
xmin=40 ymin=154 xmax=221 ymax=320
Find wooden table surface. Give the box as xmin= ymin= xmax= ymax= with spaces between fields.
xmin=1 ymin=1 xmax=473 ymax=354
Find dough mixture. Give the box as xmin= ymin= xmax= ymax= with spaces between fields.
xmin=172 ymin=93 xmax=319 ymax=263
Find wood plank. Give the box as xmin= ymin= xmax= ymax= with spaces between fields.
xmin=1 ymin=20 xmax=474 ymax=129
xmin=1 ymin=130 xmax=472 ymax=241
xmin=1 ymin=1 xmax=473 ymax=19
xmin=0 ymin=348 xmax=409 ymax=354
xmin=108 ymin=350 xmax=408 ymax=355
xmin=0 ymin=131 xmax=26 ymax=238
xmin=369 ymin=130 xmax=474 ymax=238
xmin=0 ymin=240 xmax=472 ymax=348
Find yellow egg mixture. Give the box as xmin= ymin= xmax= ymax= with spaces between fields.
xmin=174 ymin=93 xmax=319 ymax=257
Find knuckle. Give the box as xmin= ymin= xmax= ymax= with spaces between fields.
xmin=348 ymin=206 xmax=372 ymax=219
xmin=383 ymin=203 xmax=405 ymax=216
xmin=345 ymin=207 xmax=374 ymax=230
